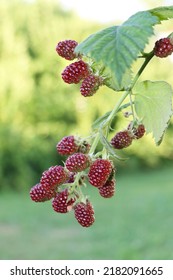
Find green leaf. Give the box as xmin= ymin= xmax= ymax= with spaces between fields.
xmin=75 ymin=11 xmax=159 ymax=89
xmin=92 ymin=111 xmax=111 ymax=130
xmin=91 ymin=59 xmax=132 ymax=91
xmin=134 ymin=81 xmax=173 ymax=145
xmin=149 ymin=6 xmax=173 ymax=21
xmin=103 ymin=67 xmax=132 ymax=91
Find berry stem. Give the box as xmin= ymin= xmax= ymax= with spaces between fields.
xmin=130 ymin=50 xmax=154 ymax=89
xmin=69 ymin=171 xmax=86 ymax=202
xmin=129 ymin=90 xmax=135 ymax=121
xmin=168 ymin=31 xmax=173 ymax=44
xmin=88 ymin=50 xmax=155 ymax=157
xmin=89 ymin=132 xmax=100 ymax=155
xmin=103 ymin=90 xmax=130 ymax=127
xmin=102 ymin=50 xmax=155 ymax=128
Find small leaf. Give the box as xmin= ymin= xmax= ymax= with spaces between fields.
xmin=92 ymin=102 xmax=132 ymax=131
xmin=150 ymin=6 xmax=173 ymax=21
xmin=92 ymin=111 xmax=111 ymax=130
xmin=75 ymin=11 xmax=159 ymax=88
xmin=134 ymin=81 xmax=173 ymax=145
xmin=103 ymin=67 xmax=132 ymax=91
xmin=91 ymin=59 xmax=132 ymax=91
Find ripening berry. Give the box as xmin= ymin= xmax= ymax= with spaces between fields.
xmin=74 ymin=200 xmax=95 ymax=227
xmin=134 ymin=124 xmax=145 ymax=139
xmin=52 ymin=189 xmax=75 ymax=213
xmin=80 ymin=75 xmax=103 ymax=97
xmin=40 ymin=165 xmax=69 ymax=191
xmin=56 ymin=136 xmax=90 ymax=156
xmin=61 ymin=60 xmax=90 ymax=84
xmin=99 ymin=179 xmax=116 ymax=198
xmin=56 ymin=135 xmax=79 ymax=156
xmin=56 ymin=40 xmax=78 ymax=60
xmin=30 ymin=183 xmax=56 ymax=202
xmin=154 ymin=38 xmax=173 ymax=58
xmin=88 ymin=159 xmax=113 ymax=188
xmin=65 ymin=153 xmax=90 ymax=172
xmin=111 ymin=130 xmax=133 ymax=149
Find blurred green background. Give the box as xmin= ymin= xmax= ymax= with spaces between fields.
xmin=0 ymin=0 xmax=173 ymax=260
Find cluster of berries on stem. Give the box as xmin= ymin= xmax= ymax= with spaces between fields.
xmin=56 ymin=39 xmax=104 ymax=97
xmin=30 ymin=34 xmax=173 ymax=228
xmin=30 ymin=135 xmax=116 ymax=227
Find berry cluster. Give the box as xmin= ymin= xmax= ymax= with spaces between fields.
xmin=30 ymin=39 xmax=149 ymax=228
xmin=30 ymin=135 xmax=116 ymax=227
xmin=111 ymin=123 xmax=145 ymax=150
xmin=56 ymin=39 xmax=104 ymax=97
xmin=31 ymin=34 xmax=171 ymax=228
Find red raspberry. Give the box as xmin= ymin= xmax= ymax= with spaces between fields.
xmin=40 ymin=165 xmax=68 ymax=191
xmin=65 ymin=153 xmax=90 ymax=172
xmin=74 ymin=200 xmax=95 ymax=227
xmin=133 ymin=124 xmax=145 ymax=139
xmin=80 ymin=75 xmax=103 ymax=97
xmin=99 ymin=179 xmax=115 ymax=198
xmin=52 ymin=189 xmax=75 ymax=213
xmin=30 ymin=183 xmax=56 ymax=202
xmin=56 ymin=40 xmax=78 ymax=60
xmin=111 ymin=130 xmax=133 ymax=149
xmin=56 ymin=136 xmax=79 ymax=156
xmin=88 ymin=159 xmax=113 ymax=188
xmin=56 ymin=136 xmax=90 ymax=156
xmin=154 ymin=38 xmax=173 ymax=58
xmin=61 ymin=60 xmax=90 ymax=84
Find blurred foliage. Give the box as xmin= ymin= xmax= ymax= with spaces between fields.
xmin=0 ymin=0 xmax=173 ymax=191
